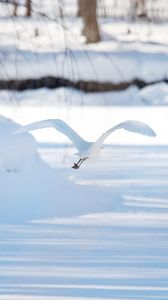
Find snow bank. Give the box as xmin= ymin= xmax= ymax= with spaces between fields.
xmin=0 ymin=85 xmax=143 ymax=106
xmin=1 ymin=48 xmax=168 ymax=83
xmin=140 ymin=82 xmax=168 ymax=105
xmin=0 ymin=115 xmax=38 ymax=172
xmin=1 ymin=83 xmax=168 ymax=107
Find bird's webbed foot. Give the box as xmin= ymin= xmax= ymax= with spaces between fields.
xmin=72 ymin=163 xmax=80 ymax=169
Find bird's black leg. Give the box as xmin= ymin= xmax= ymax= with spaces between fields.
xmin=78 ymin=157 xmax=88 ymax=167
xmin=72 ymin=157 xmax=88 ymax=169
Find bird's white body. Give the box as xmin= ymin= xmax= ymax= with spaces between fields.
xmin=15 ymin=119 xmax=156 ymax=168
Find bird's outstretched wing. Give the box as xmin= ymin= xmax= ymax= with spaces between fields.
xmin=15 ymin=119 xmax=88 ymax=153
xmin=94 ymin=120 xmax=156 ymax=148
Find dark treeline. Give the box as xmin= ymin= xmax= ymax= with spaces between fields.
xmin=0 ymin=76 xmax=167 ymax=93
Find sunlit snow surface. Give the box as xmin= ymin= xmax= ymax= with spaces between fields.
xmin=0 ymin=218 xmax=168 ymax=300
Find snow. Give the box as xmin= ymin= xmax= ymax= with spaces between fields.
xmin=2 ymin=83 xmax=168 ymax=107
xmin=1 ymin=214 xmax=168 ymax=299
xmin=0 ymin=115 xmax=38 ymax=172
xmin=1 ymin=45 xmax=168 ymax=82
xmin=0 ymin=86 xmax=144 ymax=106
xmin=0 ymin=16 xmax=168 ymax=82
xmin=140 ymin=82 xmax=168 ymax=105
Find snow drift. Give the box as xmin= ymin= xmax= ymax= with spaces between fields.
xmin=0 ymin=115 xmax=38 ymax=172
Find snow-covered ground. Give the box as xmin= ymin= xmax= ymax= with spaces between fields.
xmin=1 ymin=219 xmax=168 ymax=300
xmin=2 ymin=81 xmax=168 ymax=107
xmin=1 ymin=24 xmax=168 ymax=83
xmin=0 ymin=11 xmax=168 ymax=83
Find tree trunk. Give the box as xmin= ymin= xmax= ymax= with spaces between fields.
xmin=137 ymin=0 xmax=147 ymax=18
xmin=13 ymin=0 xmax=18 ymax=16
xmin=77 ymin=0 xmax=85 ymax=17
xmin=25 ymin=0 xmax=32 ymax=17
xmin=80 ymin=0 xmax=100 ymax=43
xmin=130 ymin=0 xmax=147 ymax=20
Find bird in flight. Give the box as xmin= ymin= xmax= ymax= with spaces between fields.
xmin=15 ymin=119 xmax=156 ymax=169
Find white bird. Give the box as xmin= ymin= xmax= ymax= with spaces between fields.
xmin=15 ymin=119 xmax=156 ymax=169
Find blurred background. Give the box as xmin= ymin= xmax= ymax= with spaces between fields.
xmin=0 ymin=0 xmax=168 ymax=152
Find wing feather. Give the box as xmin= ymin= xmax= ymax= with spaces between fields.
xmin=94 ymin=120 xmax=156 ymax=147
xmin=15 ymin=119 xmax=88 ymax=153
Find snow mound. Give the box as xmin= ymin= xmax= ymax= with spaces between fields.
xmin=140 ymin=82 xmax=168 ymax=105
xmin=0 ymin=115 xmax=38 ymax=172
